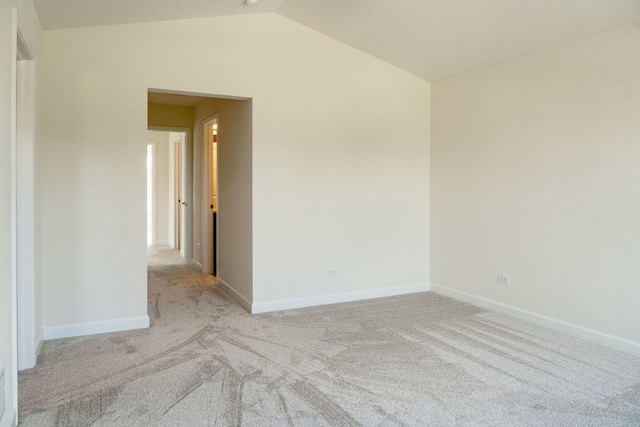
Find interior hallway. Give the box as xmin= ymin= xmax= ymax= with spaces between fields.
xmin=17 ymin=246 xmax=640 ymax=426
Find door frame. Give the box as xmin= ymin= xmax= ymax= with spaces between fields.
xmin=13 ymin=11 xmax=38 ymax=375
xmin=148 ymin=126 xmax=193 ymax=264
xmin=202 ymin=114 xmax=218 ymax=275
xmin=11 ymin=8 xmax=38 ymax=424
xmin=145 ymin=142 xmax=156 ymax=246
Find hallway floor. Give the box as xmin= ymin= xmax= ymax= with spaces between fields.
xmin=17 ymin=246 xmax=640 ymax=426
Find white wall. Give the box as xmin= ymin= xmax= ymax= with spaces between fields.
xmin=147 ymin=130 xmax=170 ymax=244
xmin=39 ymin=13 xmax=430 ymax=331
xmin=193 ymin=98 xmax=252 ymax=301
xmin=0 ymin=0 xmax=42 ymax=424
xmin=431 ymin=24 xmax=640 ymax=345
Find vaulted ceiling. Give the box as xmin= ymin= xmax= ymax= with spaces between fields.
xmin=33 ymin=0 xmax=640 ymax=81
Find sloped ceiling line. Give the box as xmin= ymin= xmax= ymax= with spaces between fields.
xmin=34 ymin=0 xmax=640 ymax=81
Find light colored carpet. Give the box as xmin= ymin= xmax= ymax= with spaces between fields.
xmin=18 ymin=246 xmax=640 ymax=426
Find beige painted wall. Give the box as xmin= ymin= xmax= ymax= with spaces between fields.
xmin=148 ymin=103 xmax=193 ymax=129
xmin=431 ymin=24 xmax=640 ymax=343
xmin=193 ymin=98 xmax=253 ymax=301
xmin=0 ymin=0 xmax=42 ymax=423
xmin=147 ymin=130 xmax=170 ymax=244
xmin=39 ymin=13 xmax=430 ymax=330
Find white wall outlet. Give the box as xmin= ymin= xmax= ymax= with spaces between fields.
xmin=197 ymin=242 xmax=201 ymax=249
xmin=326 ymin=268 xmax=337 ymax=276
xmin=497 ymin=274 xmax=510 ymax=284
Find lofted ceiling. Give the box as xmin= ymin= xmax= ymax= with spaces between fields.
xmin=34 ymin=0 xmax=287 ymax=30
xmin=34 ymin=0 xmax=640 ymax=81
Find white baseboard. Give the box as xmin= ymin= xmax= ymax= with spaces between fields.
xmin=430 ymin=283 xmax=640 ymax=357
xmin=252 ymin=283 xmax=430 ymax=314
xmin=36 ymin=336 xmax=43 ymax=359
xmin=0 ymin=408 xmax=16 ymax=427
xmin=192 ymin=260 xmax=203 ymax=271
xmin=155 ymin=240 xmax=169 ymax=245
xmin=217 ymin=278 xmax=252 ymax=312
xmin=43 ymin=316 xmax=150 ymax=340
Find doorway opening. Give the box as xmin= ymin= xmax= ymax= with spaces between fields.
xmin=147 ymin=89 xmax=253 ymax=311
xmin=202 ymin=115 xmax=218 ymax=276
xmin=146 ymin=129 xmax=188 ymax=262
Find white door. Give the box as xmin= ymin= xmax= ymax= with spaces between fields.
xmin=174 ymin=141 xmax=181 ymax=251
xmin=179 ymin=137 xmax=187 ymax=259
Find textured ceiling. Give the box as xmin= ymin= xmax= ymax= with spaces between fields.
xmin=34 ymin=0 xmax=640 ymax=81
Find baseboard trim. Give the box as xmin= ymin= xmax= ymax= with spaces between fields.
xmin=0 ymin=408 xmax=16 ymax=427
xmin=36 ymin=336 xmax=43 ymax=359
xmin=217 ymin=278 xmax=252 ymax=312
xmin=192 ymin=260 xmax=203 ymax=271
xmin=430 ymin=283 xmax=640 ymax=357
xmin=252 ymin=283 xmax=430 ymax=314
xmin=43 ymin=316 xmax=150 ymax=340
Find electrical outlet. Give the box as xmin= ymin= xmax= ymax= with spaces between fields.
xmin=497 ymin=274 xmax=510 ymax=284
xmin=326 ymin=268 xmax=337 ymax=276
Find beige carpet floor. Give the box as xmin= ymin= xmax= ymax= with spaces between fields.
xmin=18 ymin=246 xmax=640 ymax=426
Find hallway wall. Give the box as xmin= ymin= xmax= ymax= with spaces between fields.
xmin=193 ymin=98 xmax=253 ymax=303
xmin=148 ymin=103 xmax=193 ymax=129
xmin=147 ymin=130 xmax=170 ymax=244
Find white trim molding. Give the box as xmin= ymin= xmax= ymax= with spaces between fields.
xmin=16 ymin=44 xmax=37 ymax=372
xmin=430 ymin=283 xmax=640 ymax=358
xmin=0 ymin=408 xmax=16 ymax=427
xmin=35 ymin=338 xmax=43 ymax=359
xmin=43 ymin=316 xmax=150 ymax=341
xmin=252 ymin=283 xmax=430 ymax=314
xmin=217 ymin=278 xmax=252 ymax=312
xmin=201 ymin=114 xmax=218 ymax=275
